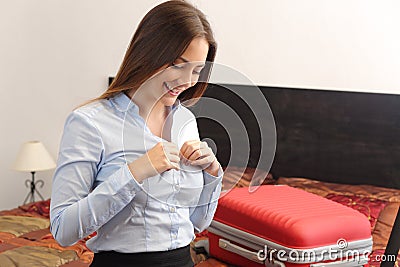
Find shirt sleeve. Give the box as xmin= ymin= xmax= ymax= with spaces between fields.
xmin=189 ymin=167 xmax=223 ymax=233
xmin=50 ymin=111 xmax=142 ymax=247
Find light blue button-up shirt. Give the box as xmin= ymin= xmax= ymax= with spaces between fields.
xmin=50 ymin=92 xmax=222 ymax=253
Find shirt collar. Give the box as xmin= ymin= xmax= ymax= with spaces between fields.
xmin=110 ymin=92 xmax=181 ymax=114
xmin=172 ymin=99 xmax=181 ymax=111
xmin=109 ymin=92 xmax=138 ymax=113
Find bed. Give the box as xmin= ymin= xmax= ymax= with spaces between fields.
xmin=1 ymin=176 xmax=398 ymax=267
xmin=1 ymin=83 xmax=399 ymax=266
xmin=188 ymin=83 xmax=400 ymax=266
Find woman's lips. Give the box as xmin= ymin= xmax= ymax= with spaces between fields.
xmin=164 ymin=82 xmax=180 ymax=96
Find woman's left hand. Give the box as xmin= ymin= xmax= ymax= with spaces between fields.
xmin=180 ymin=140 xmax=220 ymax=176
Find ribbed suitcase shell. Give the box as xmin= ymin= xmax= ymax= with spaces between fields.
xmin=208 ymin=185 xmax=372 ymax=267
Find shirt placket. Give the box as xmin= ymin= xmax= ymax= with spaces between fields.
xmin=169 ymin=169 xmax=181 ymax=249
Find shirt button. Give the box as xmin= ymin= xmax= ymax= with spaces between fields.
xmin=174 ymin=184 xmax=180 ymax=191
xmin=170 ymin=207 xmax=176 ymax=213
xmin=172 ymin=233 xmax=177 ymax=239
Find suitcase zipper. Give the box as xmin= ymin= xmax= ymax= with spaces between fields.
xmin=219 ymin=238 xmax=286 ymax=267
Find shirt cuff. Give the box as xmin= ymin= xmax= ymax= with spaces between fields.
xmin=203 ymin=165 xmax=223 ymax=185
xmin=202 ymin=166 xmax=223 ymax=204
xmin=110 ymin=164 xmax=143 ymax=194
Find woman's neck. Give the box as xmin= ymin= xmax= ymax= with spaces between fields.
xmin=125 ymin=90 xmax=167 ymax=122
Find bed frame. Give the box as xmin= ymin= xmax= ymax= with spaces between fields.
xmin=193 ymin=83 xmax=399 ymax=266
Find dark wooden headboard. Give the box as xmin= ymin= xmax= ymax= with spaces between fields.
xmin=193 ymin=83 xmax=400 ymax=190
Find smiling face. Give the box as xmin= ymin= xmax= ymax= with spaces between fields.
xmin=131 ymin=37 xmax=209 ymax=111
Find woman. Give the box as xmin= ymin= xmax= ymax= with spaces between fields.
xmin=49 ymin=1 xmax=222 ymax=267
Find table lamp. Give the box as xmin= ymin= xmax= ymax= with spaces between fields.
xmin=12 ymin=141 xmax=56 ymax=204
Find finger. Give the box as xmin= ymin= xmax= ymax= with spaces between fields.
xmin=190 ymin=155 xmax=215 ymax=167
xmin=182 ymin=140 xmax=199 ymax=147
xmin=197 ymin=142 xmax=209 ymax=154
xmin=187 ymin=147 xmax=212 ymax=161
xmin=165 ymin=156 xmax=180 ymax=170
xmin=179 ymin=143 xmax=190 ymax=159
xmin=163 ymin=141 xmax=179 ymax=149
xmin=180 ymin=140 xmax=200 ymax=158
xmin=187 ymin=149 xmax=202 ymax=162
xmin=200 ymin=141 xmax=208 ymax=149
xmin=165 ymin=147 xmax=180 ymax=156
xmin=163 ymin=143 xmax=180 ymax=156
xmin=167 ymin=162 xmax=180 ymax=171
xmin=167 ymin=154 xmax=180 ymax=164
xmin=182 ymin=144 xmax=202 ymax=160
xmin=171 ymin=163 xmax=180 ymax=170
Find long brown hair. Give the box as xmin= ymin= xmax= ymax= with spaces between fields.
xmin=95 ymin=0 xmax=216 ymax=106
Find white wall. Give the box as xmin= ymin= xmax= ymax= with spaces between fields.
xmin=1 ymin=0 xmax=399 ymax=210
xmin=197 ymin=0 xmax=400 ymax=92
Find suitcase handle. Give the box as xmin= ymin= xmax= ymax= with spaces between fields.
xmin=218 ymin=239 xmax=286 ymax=267
xmin=309 ymin=255 xmax=369 ymax=267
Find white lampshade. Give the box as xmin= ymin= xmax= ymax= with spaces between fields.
xmin=12 ymin=141 xmax=56 ymax=172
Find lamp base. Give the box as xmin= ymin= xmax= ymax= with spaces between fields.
xmin=23 ymin=171 xmax=44 ymax=204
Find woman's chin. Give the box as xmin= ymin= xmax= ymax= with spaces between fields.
xmin=160 ymin=96 xmax=177 ymax=107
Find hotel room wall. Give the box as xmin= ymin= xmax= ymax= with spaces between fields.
xmin=0 ymin=0 xmax=399 ymax=210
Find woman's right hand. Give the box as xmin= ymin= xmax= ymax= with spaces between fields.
xmin=128 ymin=142 xmax=180 ymax=183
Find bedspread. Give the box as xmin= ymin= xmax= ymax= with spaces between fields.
xmin=0 ymin=199 xmax=93 ymax=267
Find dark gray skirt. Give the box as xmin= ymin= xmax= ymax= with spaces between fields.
xmin=90 ymin=245 xmax=194 ymax=267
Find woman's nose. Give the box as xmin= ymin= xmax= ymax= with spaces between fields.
xmin=177 ymin=70 xmax=196 ymax=89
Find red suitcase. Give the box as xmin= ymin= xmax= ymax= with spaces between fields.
xmin=207 ymin=185 xmax=372 ymax=267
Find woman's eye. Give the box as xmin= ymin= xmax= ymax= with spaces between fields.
xmin=194 ymin=66 xmax=205 ymax=75
xmin=193 ymin=70 xmax=202 ymax=75
xmin=171 ymin=62 xmax=183 ymax=69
